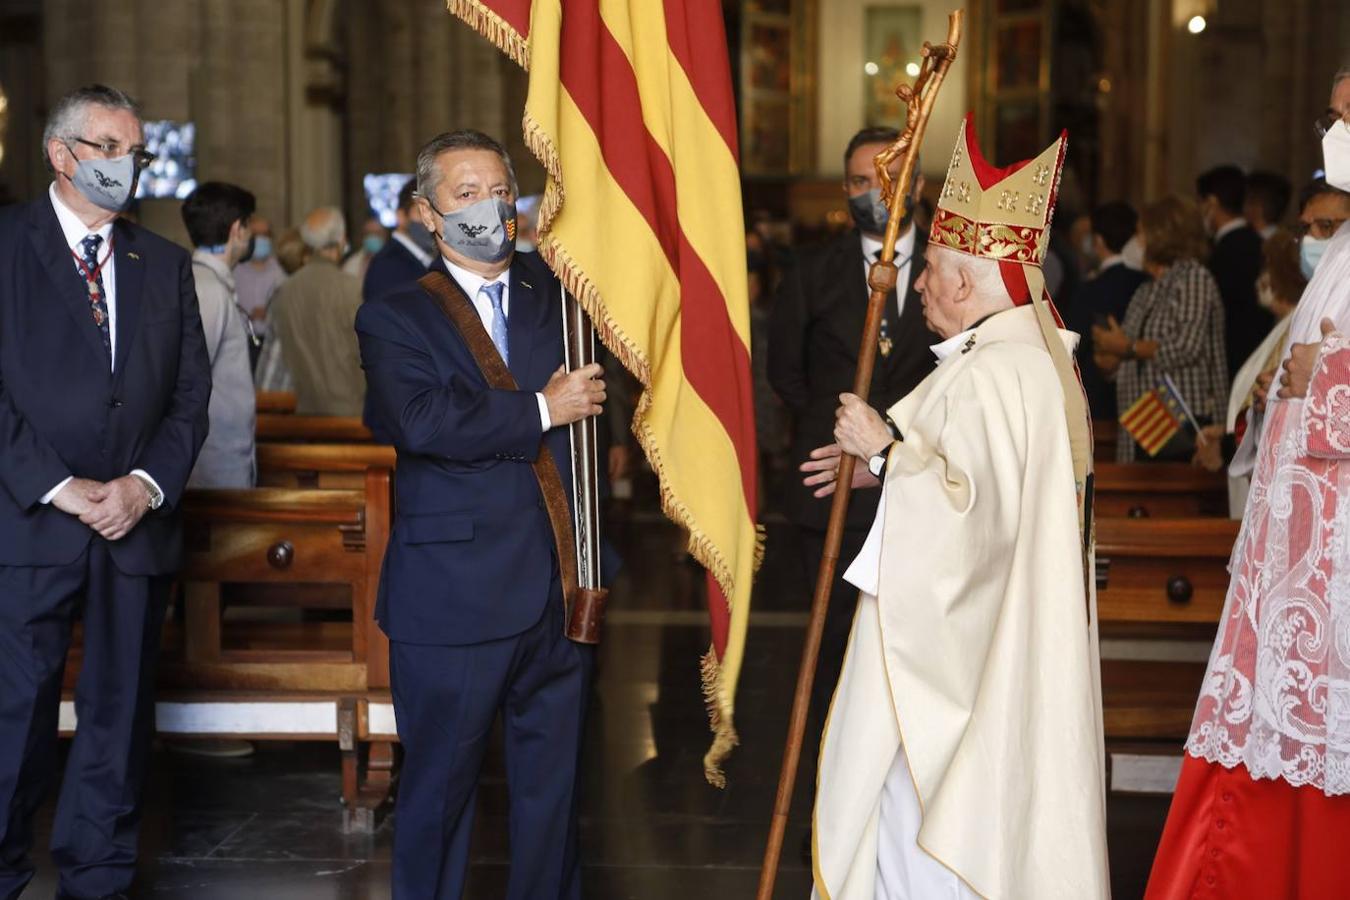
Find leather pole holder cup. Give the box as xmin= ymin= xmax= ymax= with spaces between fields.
xmin=567 ymin=587 xmax=608 ymax=645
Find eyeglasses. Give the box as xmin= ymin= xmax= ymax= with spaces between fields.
xmin=69 ymin=137 xmax=157 ymax=170
xmin=1315 ymin=108 xmax=1346 ymax=139
xmin=1294 ymin=217 xmax=1349 ymax=240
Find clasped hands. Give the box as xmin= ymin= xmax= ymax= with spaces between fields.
xmin=51 ymin=475 xmax=152 ymax=542
xmin=1091 ymin=316 xmax=1131 ymax=377
xmin=800 ymin=393 xmax=892 ymax=499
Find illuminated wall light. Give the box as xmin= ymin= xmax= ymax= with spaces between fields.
xmin=1187 ymin=15 xmax=1207 ymax=34
xmin=905 ymin=62 xmax=921 ymax=77
xmin=864 ymin=61 xmax=879 ymax=76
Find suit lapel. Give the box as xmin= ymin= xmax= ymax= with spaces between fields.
xmin=507 ymin=262 xmax=538 ymax=386
xmin=27 ymin=197 xmax=109 ymax=365
xmin=112 ymin=219 xmax=144 ymax=378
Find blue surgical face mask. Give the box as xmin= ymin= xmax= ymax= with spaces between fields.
xmin=1301 ymin=234 xmax=1330 ymax=279
xmin=65 ymin=148 xmax=137 ymax=212
xmin=363 ymin=234 xmax=386 ymax=255
xmin=252 ymin=235 xmax=273 ymax=261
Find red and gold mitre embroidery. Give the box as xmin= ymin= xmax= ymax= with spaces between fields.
xmin=931 ymin=113 xmax=1067 ymax=292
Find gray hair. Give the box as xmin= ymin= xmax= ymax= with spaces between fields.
xmin=931 ymin=245 xmax=1013 ymax=305
xmin=299 ymin=206 xmax=347 ymax=251
xmin=42 ymin=84 xmax=142 ymax=172
xmin=414 ymin=130 xmax=518 ymax=206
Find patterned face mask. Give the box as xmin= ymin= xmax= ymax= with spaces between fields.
xmin=432 ymin=196 xmax=517 ymax=264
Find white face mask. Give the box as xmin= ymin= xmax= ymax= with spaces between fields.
xmin=1324 ymin=119 xmax=1350 ymax=193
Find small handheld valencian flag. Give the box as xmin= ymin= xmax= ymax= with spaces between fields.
xmin=1119 ymin=374 xmax=1199 ymax=456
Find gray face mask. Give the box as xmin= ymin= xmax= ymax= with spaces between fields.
xmin=433 ymin=197 xmax=517 ymax=264
xmin=66 ymin=149 xmax=137 ymax=212
xmin=848 ymin=186 xmax=915 ymax=237
xmin=406 ymin=219 xmax=438 ymax=255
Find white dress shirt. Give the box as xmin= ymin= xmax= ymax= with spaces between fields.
xmin=860 ymin=225 xmax=917 ymax=317
xmin=441 ymin=256 xmax=552 ymax=431
xmin=41 ymin=184 xmax=163 ymax=506
xmin=392 ymin=230 xmax=434 ymax=268
xmin=1214 ymin=216 xmax=1249 ymax=242
xmin=50 ymin=183 xmax=118 ymax=363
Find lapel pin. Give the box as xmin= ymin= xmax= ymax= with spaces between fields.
xmin=520 ymin=279 xmax=533 ymax=290
xmin=127 ymin=252 xmax=141 ymax=260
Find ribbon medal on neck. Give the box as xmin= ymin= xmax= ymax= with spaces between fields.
xmin=878 ymin=317 xmax=893 ymax=358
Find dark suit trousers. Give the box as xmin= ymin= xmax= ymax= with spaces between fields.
xmin=800 ymin=526 xmax=870 ymax=744
xmin=389 ymin=582 xmax=592 ymax=900
xmin=0 ymin=542 xmax=168 ymax=900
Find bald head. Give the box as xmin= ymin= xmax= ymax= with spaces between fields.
xmin=300 ymin=206 xmax=347 ymax=261
xmin=914 ymin=246 xmax=1014 ymax=339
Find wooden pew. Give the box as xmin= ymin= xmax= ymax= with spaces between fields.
xmin=1093 ymin=462 xmax=1228 ymax=518
xmin=59 ymin=459 xmax=396 ymax=831
xmin=1096 ymin=516 xmax=1240 ymax=744
xmin=256 ymin=414 xmax=374 ymax=443
xmin=1093 ymin=419 xmax=1117 ymax=463
xmin=256 ymin=390 xmax=297 ymax=414
xmin=256 ymin=442 xmax=396 ymax=491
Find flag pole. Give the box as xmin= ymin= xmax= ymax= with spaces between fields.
xmin=562 ymin=291 xmax=608 ymax=643
xmin=754 ymin=12 xmax=963 ymax=898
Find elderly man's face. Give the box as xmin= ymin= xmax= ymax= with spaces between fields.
xmin=915 ymin=247 xmax=970 ymax=339
xmin=49 ymin=105 xmax=144 ymax=184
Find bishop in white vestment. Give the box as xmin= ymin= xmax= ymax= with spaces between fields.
xmin=803 ymin=116 xmax=1109 ymax=900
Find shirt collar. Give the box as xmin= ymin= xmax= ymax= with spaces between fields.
xmin=1214 ymin=217 xmax=1248 ymax=241
xmin=860 ymin=225 xmax=917 ymax=263
xmin=931 ymin=326 xmax=976 ymax=361
xmin=49 ymin=182 xmax=114 ymax=251
xmin=442 ymin=254 xmax=508 ymax=301
xmin=392 ymin=230 xmax=434 ymax=267
xmin=1096 ymin=254 xmax=1124 ymax=272
xmin=192 ymin=247 xmax=237 ymax=290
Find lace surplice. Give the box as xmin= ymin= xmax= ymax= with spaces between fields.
xmin=1187 ymin=333 xmax=1350 ymax=795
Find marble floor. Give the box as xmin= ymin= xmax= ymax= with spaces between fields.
xmin=23 ymin=498 xmax=1175 ymax=899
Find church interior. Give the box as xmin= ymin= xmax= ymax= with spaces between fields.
xmin=1 ymin=0 xmax=1348 ymax=898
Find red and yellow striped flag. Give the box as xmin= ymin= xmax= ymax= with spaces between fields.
xmin=447 ymin=0 xmax=760 ymax=785
xmin=1119 ymin=382 xmax=1183 ymax=457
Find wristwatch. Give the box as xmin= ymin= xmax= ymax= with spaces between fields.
xmin=132 ymin=473 xmax=164 ymax=510
xmin=867 ymin=448 xmax=890 ymax=479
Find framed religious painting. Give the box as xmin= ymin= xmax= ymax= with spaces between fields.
xmin=862 ymin=6 xmax=923 ymax=128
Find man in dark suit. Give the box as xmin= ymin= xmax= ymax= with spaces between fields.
xmin=0 ymin=84 xmax=210 ymax=900
xmin=1067 ymin=202 xmax=1150 ymax=420
xmin=768 ymin=126 xmax=936 ymax=731
xmin=1197 ymin=164 xmax=1272 ymax=376
xmin=356 ymin=130 xmax=604 ymax=900
xmin=361 ymin=178 xmax=435 ymax=304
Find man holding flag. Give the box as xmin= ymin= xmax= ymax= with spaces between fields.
xmin=357 ymin=130 xmax=606 ymax=900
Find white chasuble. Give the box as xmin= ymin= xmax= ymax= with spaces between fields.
xmin=812 ymin=306 xmax=1109 ymax=900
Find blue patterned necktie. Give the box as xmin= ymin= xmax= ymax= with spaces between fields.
xmin=80 ymin=234 xmax=112 ymax=360
xmin=481 ymin=281 xmax=509 ymax=365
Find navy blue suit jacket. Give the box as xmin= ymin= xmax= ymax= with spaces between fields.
xmin=1067 ymin=262 xmax=1149 ymax=420
xmin=361 ymin=237 xmax=430 ymax=304
xmin=356 ymin=253 xmax=574 ymax=646
xmin=0 ymin=195 xmax=211 ymax=574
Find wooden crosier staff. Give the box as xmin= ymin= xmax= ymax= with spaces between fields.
xmin=754 ymin=12 xmax=963 ymax=898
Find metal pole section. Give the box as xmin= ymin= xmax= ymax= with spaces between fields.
xmin=562 ymin=290 xmax=603 ymax=590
